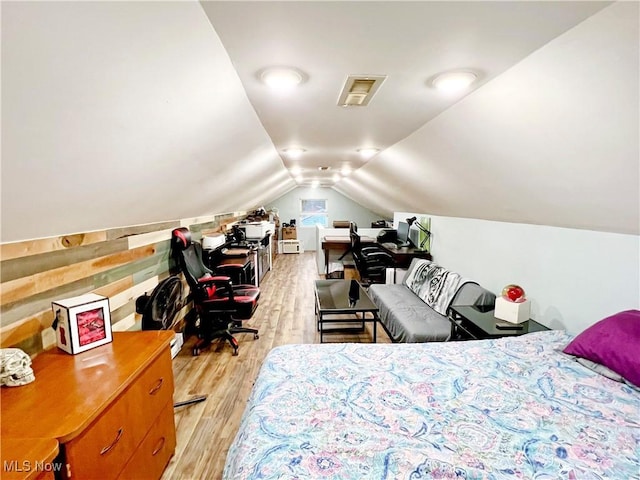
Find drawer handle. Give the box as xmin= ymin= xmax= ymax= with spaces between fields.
xmin=100 ymin=428 xmax=123 ymax=455
xmin=149 ymin=378 xmax=164 ymax=395
xmin=152 ymin=437 xmax=166 ymax=456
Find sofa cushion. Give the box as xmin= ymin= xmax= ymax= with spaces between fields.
xmin=368 ymin=284 xmax=451 ymax=342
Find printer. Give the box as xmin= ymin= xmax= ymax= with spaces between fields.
xmin=202 ymin=233 xmax=226 ymax=250
xmin=240 ymin=221 xmax=275 ymax=239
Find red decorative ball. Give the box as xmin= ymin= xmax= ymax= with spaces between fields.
xmin=501 ymin=284 xmax=526 ymax=303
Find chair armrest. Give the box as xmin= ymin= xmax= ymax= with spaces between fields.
xmin=363 ymin=251 xmax=393 ymax=262
xmin=198 ymin=275 xmax=231 ymax=285
xmin=197 ymin=275 xmax=233 ymax=298
xmin=361 ymin=247 xmax=394 ymax=259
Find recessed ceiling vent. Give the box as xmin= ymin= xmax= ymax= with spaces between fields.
xmin=338 ymin=75 xmax=386 ymax=107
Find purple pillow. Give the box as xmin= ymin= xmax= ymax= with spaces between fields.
xmin=563 ymin=309 xmax=640 ymax=387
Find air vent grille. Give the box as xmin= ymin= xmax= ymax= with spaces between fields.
xmin=351 ymin=79 xmax=376 ymax=94
xmin=337 ymin=75 xmax=386 ymax=107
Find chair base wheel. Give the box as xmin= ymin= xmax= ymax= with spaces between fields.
xmin=192 ymin=347 xmax=200 ymax=356
xmin=254 ymin=333 xmax=259 ymax=340
xmin=232 ymin=348 xmax=239 ymax=356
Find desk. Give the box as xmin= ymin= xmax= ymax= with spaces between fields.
xmin=377 ymin=243 xmax=432 ymax=268
xmin=321 ymin=236 xmax=375 ymax=274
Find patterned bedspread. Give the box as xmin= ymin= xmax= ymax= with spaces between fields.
xmin=223 ymin=331 xmax=640 ymax=479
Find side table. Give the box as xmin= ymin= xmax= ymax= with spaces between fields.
xmin=448 ymin=305 xmax=549 ymax=340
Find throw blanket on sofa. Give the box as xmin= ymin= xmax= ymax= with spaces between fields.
xmin=403 ymin=259 xmax=471 ymax=315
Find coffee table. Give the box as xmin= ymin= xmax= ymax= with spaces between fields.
xmin=448 ymin=305 xmax=550 ymax=340
xmin=314 ymin=279 xmax=380 ymax=343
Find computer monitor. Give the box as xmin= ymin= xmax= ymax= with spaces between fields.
xmin=396 ymin=221 xmax=411 ymax=247
xmin=408 ymin=226 xmax=421 ymax=249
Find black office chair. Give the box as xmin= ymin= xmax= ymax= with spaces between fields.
xmin=171 ymin=228 xmax=260 ymax=356
xmin=350 ymin=227 xmax=394 ymax=286
xmin=215 ymin=263 xmax=250 ymax=285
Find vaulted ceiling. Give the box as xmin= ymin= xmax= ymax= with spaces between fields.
xmin=1 ymin=1 xmax=638 ymax=243
xmin=202 ymin=1 xmax=611 ymax=186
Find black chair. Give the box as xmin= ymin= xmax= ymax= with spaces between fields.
xmin=171 ymin=227 xmax=260 ymax=356
xmin=350 ymin=227 xmax=394 ymax=286
xmin=215 ymin=262 xmax=254 ymax=286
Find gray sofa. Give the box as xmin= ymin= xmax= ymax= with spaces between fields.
xmin=368 ymin=258 xmax=495 ymax=342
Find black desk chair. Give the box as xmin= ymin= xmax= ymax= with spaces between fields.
xmin=171 ymin=228 xmax=259 ymax=356
xmin=350 ymin=229 xmax=394 ymax=286
xmin=215 ymin=263 xmax=250 ymax=285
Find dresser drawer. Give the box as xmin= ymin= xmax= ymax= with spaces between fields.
xmin=64 ymin=389 xmax=140 ymax=479
xmin=118 ymin=402 xmax=176 ymax=479
xmin=64 ymin=350 xmax=173 ymax=479
xmin=34 ymin=472 xmax=55 ymax=480
xmin=128 ymin=349 xmax=174 ymax=429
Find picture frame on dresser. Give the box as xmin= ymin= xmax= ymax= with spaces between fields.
xmin=52 ymin=294 xmax=113 ymax=355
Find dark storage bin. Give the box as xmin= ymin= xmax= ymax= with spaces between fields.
xmin=326 ymin=262 xmax=345 ymax=279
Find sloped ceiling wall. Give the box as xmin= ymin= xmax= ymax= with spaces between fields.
xmin=336 ymin=2 xmax=639 ymax=235
xmin=2 ymin=2 xmax=637 ymax=244
xmin=1 ymin=1 xmax=294 ymax=243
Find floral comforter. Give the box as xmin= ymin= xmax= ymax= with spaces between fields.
xmin=223 ymin=331 xmax=640 ymax=479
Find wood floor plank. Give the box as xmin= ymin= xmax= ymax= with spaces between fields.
xmin=163 ymin=253 xmax=391 ymax=479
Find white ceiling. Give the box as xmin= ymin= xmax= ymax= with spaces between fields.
xmin=2 ymin=1 xmax=637 ymax=242
xmin=201 ymin=1 xmax=611 ymax=186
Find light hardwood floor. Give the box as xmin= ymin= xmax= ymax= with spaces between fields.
xmin=162 ymin=252 xmax=392 ymax=479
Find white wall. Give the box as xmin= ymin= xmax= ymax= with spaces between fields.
xmin=394 ymin=212 xmax=640 ymax=334
xmin=269 ymin=187 xmax=387 ymax=252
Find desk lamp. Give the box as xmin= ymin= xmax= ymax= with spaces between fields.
xmin=406 ymin=216 xmax=432 ymax=251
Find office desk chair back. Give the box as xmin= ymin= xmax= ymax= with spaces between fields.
xmin=171 ymin=227 xmax=260 ymax=356
xmin=350 ymin=228 xmax=394 ymax=286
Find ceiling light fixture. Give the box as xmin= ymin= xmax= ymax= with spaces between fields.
xmin=432 ymin=71 xmax=477 ymax=94
xmin=357 ymin=147 xmax=379 ymax=159
xmin=283 ymin=147 xmax=306 ymax=159
xmin=261 ymin=67 xmax=303 ymax=91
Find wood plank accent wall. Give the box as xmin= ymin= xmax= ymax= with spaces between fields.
xmin=0 ymin=213 xmax=245 ymax=356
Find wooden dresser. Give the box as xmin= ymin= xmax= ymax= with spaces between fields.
xmin=1 ymin=331 xmax=176 ymax=480
xmin=0 ymin=438 xmax=59 ymax=480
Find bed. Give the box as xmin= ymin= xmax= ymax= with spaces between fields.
xmin=223 ymin=329 xmax=640 ymax=479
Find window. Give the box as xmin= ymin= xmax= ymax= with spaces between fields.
xmin=300 ymin=199 xmax=328 ymax=227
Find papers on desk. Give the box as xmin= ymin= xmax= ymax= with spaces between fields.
xmin=323 ymin=236 xmax=350 ymax=243
xmin=223 ymin=248 xmax=250 ymax=257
